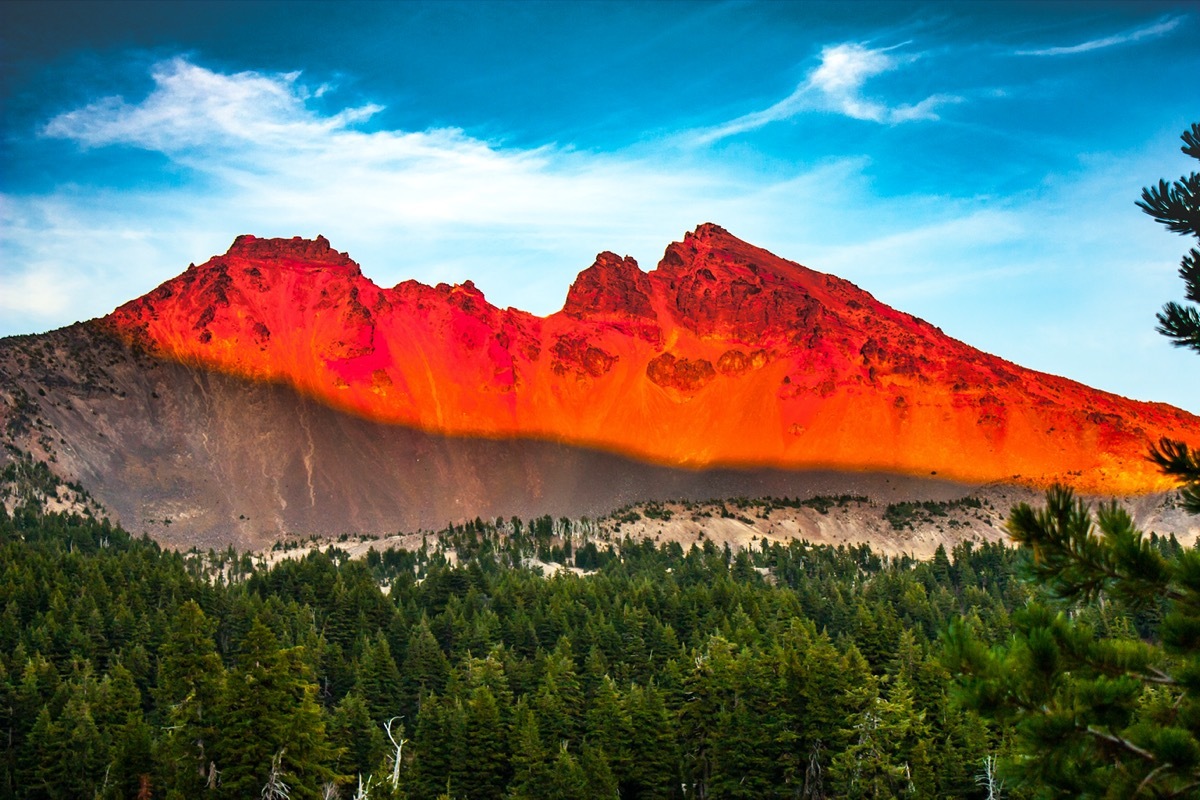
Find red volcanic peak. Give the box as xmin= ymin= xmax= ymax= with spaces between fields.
xmin=107 ymin=225 xmax=1200 ymax=494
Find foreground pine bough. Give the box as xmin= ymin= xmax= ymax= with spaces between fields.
xmin=948 ymin=487 xmax=1200 ymax=798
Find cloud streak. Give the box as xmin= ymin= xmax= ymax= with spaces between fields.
xmin=691 ymin=42 xmax=960 ymax=144
xmin=37 ymin=59 xmax=708 ymax=234
xmin=1015 ymin=15 xmax=1184 ymax=56
xmin=43 ymin=59 xmax=383 ymax=151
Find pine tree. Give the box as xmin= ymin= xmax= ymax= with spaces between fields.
xmin=214 ymin=619 xmax=340 ymax=799
xmin=154 ymin=600 xmax=225 ymax=796
xmin=328 ymin=692 xmax=386 ymax=782
xmin=584 ymin=675 xmax=630 ymax=782
xmin=461 ymin=685 xmax=508 ymax=800
xmin=948 ymin=488 xmax=1200 ymax=797
xmin=945 ymin=122 xmax=1200 ymax=799
xmin=578 ymin=742 xmax=620 ymax=800
xmin=830 ymin=676 xmax=929 ymax=799
xmin=1139 ymin=122 xmax=1200 ymax=511
xmin=400 ymin=617 xmax=449 ymax=718
xmin=108 ymin=712 xmax=155 ymax=800
xmin=534 ymin=638 xmax=583 ymax=748
xmin=410 ymin=693 xmax=466 ymax=799
xmin=355 ymin=633 xmax=403 ymax=724
xmin=24 ymin=706 xmax=59 ymax=797
xmin=622 ymin=682 xmax=678 ymax=800
xmin=508 ymin=698 xmax=549 ymax=799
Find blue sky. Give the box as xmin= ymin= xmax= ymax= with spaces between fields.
xmin=2 ymin=0 xmax=1198 ymax=411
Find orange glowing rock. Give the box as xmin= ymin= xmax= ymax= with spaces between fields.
xmin=108 ymin=224 xmax=1200 ymax=495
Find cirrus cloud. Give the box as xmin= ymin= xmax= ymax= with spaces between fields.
xmin=690 ymin=42 xmax=961 ymax=145
xmin=1015 ymin=15 xmax=1185 ymax=57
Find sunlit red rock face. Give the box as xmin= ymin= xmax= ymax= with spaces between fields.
xmin=108 ymin=224 xmax=1199 ymax=495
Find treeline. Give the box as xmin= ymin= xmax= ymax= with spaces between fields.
xmin=0 ymin=503 xmax=1171 ymax=798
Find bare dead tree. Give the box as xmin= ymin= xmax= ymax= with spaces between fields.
xmin=976 ymin=755 xmax=1003 ymax=800
xmin=802 ymin=739 xmax=826 ymax=799
xmin=385 ymin=716 xmax=408 ymax=789
xmin=261 ymin=749 xmax=291 ymax=800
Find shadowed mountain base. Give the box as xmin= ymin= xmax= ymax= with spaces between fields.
xmin=0 ymin=321 xmax=1046 ymax=550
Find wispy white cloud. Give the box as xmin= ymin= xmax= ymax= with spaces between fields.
xmin=39 ymin=58 xmax=717 ymax=234
xmin=1015 ymin=15 xmax=1184 ymax=56
xmin=691 ymin=42 xmax=960 ymax=144
xmin=44 ymin=58 xmax=383 ymax=151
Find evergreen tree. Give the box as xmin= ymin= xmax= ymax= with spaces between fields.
xmin=585 ymin=675 xmax=631 ymax=785
xmin=410 ymin=693 xmax=466 ymax=799
xmin=619 ymin=682 xmax=678 ymax=799
xmin=154 ymin=600 xmax=225 ymax=796
xmin=461 ymin=684 xmax=509 ymax=799
xmin=534 ymin=638 xmax=583 ymax=748
xmin=945 ymin=122 xmax=1200 ymax=799
xmin=214 ymin=619 xmax=340 ymax=799
xmin=508 ymin=698 xmax=549 ymax=799
xmin=578 ymin=741 xmax=620 ymax=799
xmin=355 ymin=632 xmax=403 ymax=724
xmin=948 ymin=488 xmax=1200 ymax=797
xmin=400 ymin=617 xmax=450 ymax=718
xmin=1139 ymin=122 xmax=1200 ymax=511
xmin=24 ymin=706 xmax=59 ymax=797
xmin=107 ymin=712 xmax=155 ymax=800
xmin=328 ymin=692 xmax=386 ymax=782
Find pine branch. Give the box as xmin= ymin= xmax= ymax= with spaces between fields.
xmin=1166 ymin=780 xmax=1200 ymax=799
xmin=1084 ymin=725 xmax=1157 ymax=763
xmin=1140 ymin=666 xmax=1179 ymax=686
xmin=1007 ymin=488 xmax=1186 ymax=604
xmin=1150 ymin=439 xmax=1200 ymax=484
xmin=1149 ymin=438 xmax=1200 ymax=514
xmin=1182 ymin=123 xmax=1200 ymax=160
xmin=1137 ymin=173 xmax=1200 ymax=237
xmin=1156 ymin=302 xmax=1200 ymax=354
xmin=1136 ymin=764 xmax=1172 ymax=797
xmin=1180 ymin=248 xmax=1200 ymax=303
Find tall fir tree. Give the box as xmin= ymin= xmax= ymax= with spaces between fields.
xmin=328 ymin=692 xmax=386 ymax=784
xmin=213 ymin=619 xmax=340 ymax=800
xmin=355 ymin=632 xmax=403 ymax=724
xmin=153 ymin=600 xmax=225 ymax=797
xmin=400 ymin=617 xmax=450 ymax=718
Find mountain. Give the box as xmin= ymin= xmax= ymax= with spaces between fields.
xmin=110 ymin=224 xmax=1196 ymax=488
xmin=2 ymin=224 xmax=1196 ymax=548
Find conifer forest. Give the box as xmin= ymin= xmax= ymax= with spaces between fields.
xmin=3 ymin=480 xmax=1193 ymax=799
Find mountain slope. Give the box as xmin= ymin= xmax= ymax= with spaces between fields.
xmin=1 ymin=322 xmax=1009 ymax=550
xmin=3 ymin=224 xmax=1196 ymax=548
xmin=108 ymin=224 xmax=1198 ymax=494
